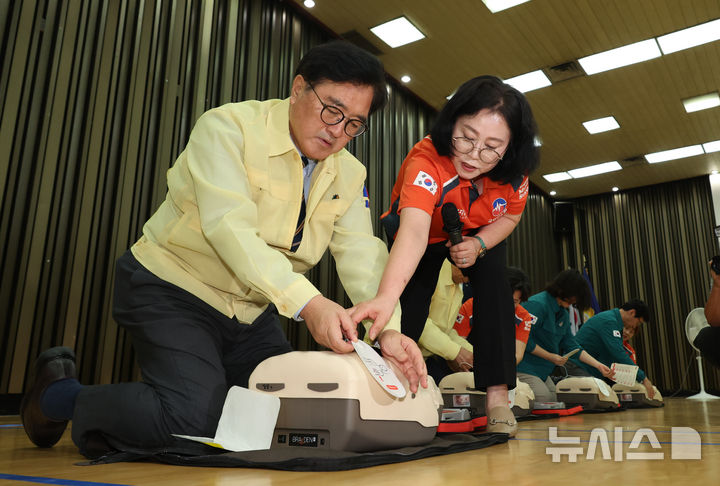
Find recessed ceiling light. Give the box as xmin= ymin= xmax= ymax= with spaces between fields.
xmin=533 ymin=136 xmax=542 ymax=147
xmin=568 ymin=161 xmax=622 ymax=179
xmin=704 ymin=140 xmax=720 ymax=153
xmin=303 ymin=0 xmax=315 ymax=7
xmin=504 ymin=70 xmax=552 ymax=93
xmin=481 ymin=0 xmax=531 ymax=13
xmin=683 ymin=92 xmax=720 ymax=113
xmin=578 ymin=39 xmax=661 ymax=75
xmin=612 ymin=186 xmax=619 ymax=192
xmin=582 ymin=116 xmax=620 ymax=134
xmin=543 ymin=172 xmax=572 ymax=182
xmin=549 ymin=190 xmax=557 ymax=196
xmin=400 ymin=75 xmax=411 ymax=83
xmin=645 ymin=145 xmax=704 ymax=163
xmin=370 ymin=17 xmax=425 ymax=48
xmin=656 ymin=18 xmax=720 ymax=55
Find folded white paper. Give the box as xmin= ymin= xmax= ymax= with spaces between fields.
xmin=352 ymin=340 xmax=406 ymax=398
xmin=593 ymin=378 xmax=611 ymax=397
xmin=610 ymin=363 xmax=639 ymax=386
xmin=172 ymin=385 xmax=280 ymax=452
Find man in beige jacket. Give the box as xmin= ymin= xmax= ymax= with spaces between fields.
xmin=21 ymin=40 xmax=427 ymax=458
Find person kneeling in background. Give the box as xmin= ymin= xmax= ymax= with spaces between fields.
xmin=571 ymin=299 xmax=655 ymax=398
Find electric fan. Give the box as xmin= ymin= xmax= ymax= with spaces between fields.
xmin=685 ymin=308 xmax=720 ymax=400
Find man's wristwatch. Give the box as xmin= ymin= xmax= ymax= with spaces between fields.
xmin=473 ymin=235 xmax=487 ymax=258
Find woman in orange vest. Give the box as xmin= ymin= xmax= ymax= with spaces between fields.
xmin=350 ymin=76 xmax=540 ymax=436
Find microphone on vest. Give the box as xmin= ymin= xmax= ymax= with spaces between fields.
xmin=441 ymin=202 xmax=464 ymax=246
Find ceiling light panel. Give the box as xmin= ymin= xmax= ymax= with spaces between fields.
xmin=683 ymin=92 xmax=720 ymax=113
xmin=543 ymin=172 xmax=572 ymax=182
xmin=657 ymin=18 xmax=720 ymax=55
xmin=568 ymin=161 xmax=622 ymax=179
xmin=578 ymin=39 xmax=662 ymax=75
xmin=370 ymin=17 xmax=425 ymax=48
xmin=704 ymin=140 xmax=720 ymax=153
xmin=582 ymin=116 xmax=620 ymax=134
xmin=645 ymin=145 xmax=704 ymax=163
xmin=481 ymin=0 xmax=531 ymax=13
xmin=504 ymin=70 xmax=551 ymax=93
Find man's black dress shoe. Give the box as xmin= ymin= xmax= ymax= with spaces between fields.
xmin=20 ymin=346 xmax=77 ymax=447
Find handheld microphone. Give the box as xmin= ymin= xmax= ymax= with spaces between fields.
xmin=441 ymin=202 xmax=464 ymax=246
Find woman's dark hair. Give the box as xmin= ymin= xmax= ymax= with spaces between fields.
xmin=294 ymin=40 xmax=388 ymax=115
xmin=429 ymin=75 xmax=540 ymax=184
xmin=545 ymin=269 xmax=591 ymax=310
xmin=507 ymin=266 xmax=531 ymax=302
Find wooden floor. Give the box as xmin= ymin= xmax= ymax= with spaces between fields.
xmin=2 ymin=397 xmax=719 ymax=485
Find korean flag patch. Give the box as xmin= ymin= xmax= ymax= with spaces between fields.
xmin=413 ymin=171 xmax=438 ymax=195
xmin=613 ymin=330 xmax=622 ymax=338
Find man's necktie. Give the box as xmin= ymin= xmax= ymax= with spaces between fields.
xmin=290 ymin=156 xmax=308 ymax=252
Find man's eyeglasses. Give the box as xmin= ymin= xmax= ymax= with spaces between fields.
xmin=307 ymin=81 xmax=368 ymax=138
xmin=451 ymin=137 xmax=503 ymax=165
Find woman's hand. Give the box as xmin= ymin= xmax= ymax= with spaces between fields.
xmin=448 ymin=212 xmax=522 ymax=268
xmin=347 ymin=294 xmax=398 ymax=341
xmin=376 ymin=329 xmax=428 ymax=393
xmin=446 ymin=236 xmax=481 ymax=268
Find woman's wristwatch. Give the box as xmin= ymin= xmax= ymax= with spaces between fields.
xmin=472 ymin=235 xmax=487 ymax=258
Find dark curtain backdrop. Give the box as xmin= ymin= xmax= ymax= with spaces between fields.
xmin=558 ymin=176 xmax=720 ymax=394
xmin=0 ymin=0 xmax=435 ymax=394
xmin=506 ymin=186 xmax=560 ymax=293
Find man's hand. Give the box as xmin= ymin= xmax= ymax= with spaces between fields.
xmin=448 ymin=347 xmax=474 ymax=373
xmin=550 ymin=353 xmax=568 ymax=366
xmin=643 ymin=377 xmax=655 ymax=399
xmin=300 ymin=295 xmax=356 ymax=353
xmin=376 ymin=329 xmax=428 ymax=394
xmin=347 ymin=294 xmax=397 ymax=341
xmin=597 ymin=363 xmax=614 ymax=380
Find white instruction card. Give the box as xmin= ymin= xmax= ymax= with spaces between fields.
xmin=352 ymin=339 xmax=407 ymax=398
xmin=610 ymin=363 xmax=639 ymax=386
xmin=173 ymin=385 xmax=280 ymax=452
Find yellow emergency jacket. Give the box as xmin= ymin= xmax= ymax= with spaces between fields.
xmin=418 ymin=261 xmax=473 ymax=360
xmin=132 ymin=98 xmax=400 ymax=331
